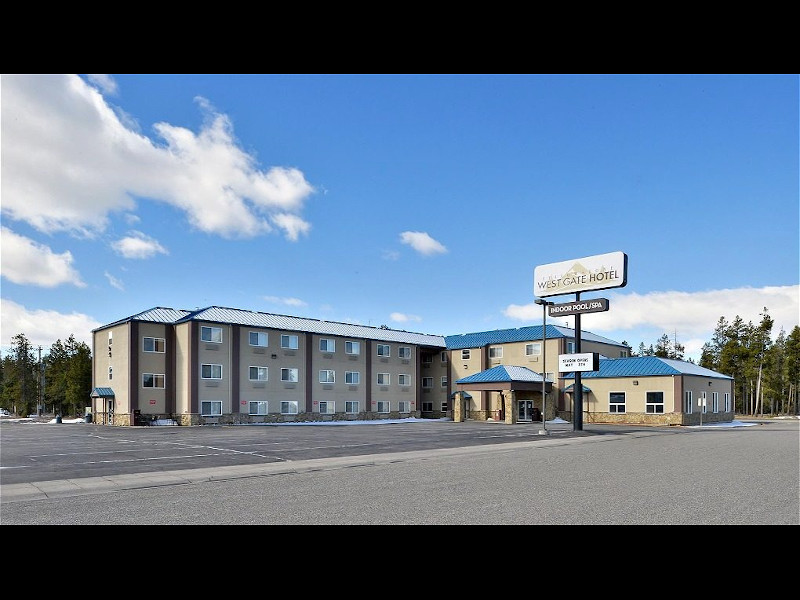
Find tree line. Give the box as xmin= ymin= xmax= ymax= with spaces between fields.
xmin=623 ymin=308 xmax=800 ymax=416
xmin=1 ymin=307 xmax=798 ymax=417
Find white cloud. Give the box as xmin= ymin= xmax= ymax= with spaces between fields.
xmin=504 ymin=285 xmax=800 ymax=359
xmin=0 ymin=74 xmax=316 ymax=241
xmin=85 ymin=74 xmax=118 ymax=96
xmin=104 ymin=271 xmax=125 ymax=291
xmin=0 ymin=227 xmax=86 ymax=288
xmin=391 ymin=312 xmax=422 ymax=323
xmin=0 ymin=299 xmax=101 ymax=350
xmin=382 ymin=250 xmax=400 ymax=261
xmin=263 ymin=296 xmax=308 ymax=307
xmin=111 ymin=231 xmax=168 ymax=259
xmin=399 ymin=231 xmax=448 ymax=256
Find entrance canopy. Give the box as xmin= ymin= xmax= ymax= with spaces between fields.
xmin=455 ymin=365 xmax=552 ymax=393
xmin=90 ymin=387 xmax=115 ymax=398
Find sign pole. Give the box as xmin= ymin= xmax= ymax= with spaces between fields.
xmin=574 ymin=292 xmax=583 ymax=431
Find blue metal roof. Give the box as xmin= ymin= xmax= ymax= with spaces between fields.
xmin=562 ymin=356 xmax=733 ymax=380
xmin=457 ymin=365 xmax=546 ymax=384
xmin=90 ymin=387 xmax=115 ymax=397
xmin=445 ymin=324 xmax=626 ymax=350
xmin=94 ymin=307 xmax=192 ymax=331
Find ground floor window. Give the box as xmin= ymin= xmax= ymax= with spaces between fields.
xmin=685 ymin=390 xmax=693 ymax=414
xmin=319 ymin=400 xmax=335 ymax=414
xmin=646 ymin=391 xmax=664 ymax=413
xmin=422 ymin=401 xmax=433 ymax=412
xmin=346 ymin=401 xmax=359 ymax=414
xmin=281 ymin=401 xmax=298 ymax=415
xmin=398 ymin=401 xmax=410 ymax=413
xmin=201 ymin=401 xmax=222 ymax=416
xmin=377 ymin=401 xmax=390 ymax=413
xmin=712 ymin=392 xmax=719 ymax=413
xmin=724 ymin=393 xmax=731 ymax=412
xmin=609 ymin=392 xmax=625 ymax=413
xmin=249 ymin=401 xmax=268 ymax=415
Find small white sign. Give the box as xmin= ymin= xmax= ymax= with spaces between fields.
xmin=559 ymin=352 xmax=599 ymax=372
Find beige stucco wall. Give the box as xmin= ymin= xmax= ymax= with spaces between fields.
xmin=137 ymin=322 xmax=169 ymax=415
xmin=196 ymin=322 xmax=233 ymax=413
xmin=174 ymin=322 xmax=190 ymax=417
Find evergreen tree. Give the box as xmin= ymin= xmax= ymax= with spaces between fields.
xmin=0 ymin=334 xmax=39 ymax=416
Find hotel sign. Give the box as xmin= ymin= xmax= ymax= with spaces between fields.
xmin=548 ymin=298 xmax=609 ymax=317
xmin=534 ymin=251 xmax=628 ymax=298
xmin=558 ymin=352 xmax=600 ymax=372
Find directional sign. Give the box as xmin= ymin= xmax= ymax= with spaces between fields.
xmin=548 ymin=298 xmax=609 ymax=317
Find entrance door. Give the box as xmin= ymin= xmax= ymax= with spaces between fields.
xmin=517 ymin=400 xmax=533 ymax=422
xmin=107 ymin=398 xmax=115 ymax=425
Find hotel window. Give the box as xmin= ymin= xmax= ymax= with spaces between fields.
xmin=201 ymin=364 xmax=222 ymax=379
xmin=249 ymin=366 xmax=268 ymax=381
xmin=319 ymin=370 xmax=335 ymax=384
xmin=441 ymin=399 xmax=448 ymax=411
xmin=201 ymin=326 xmax=222 ymax=343
xmin=646 ymin=391 xmax=664 ymax=414
xmin=281 ymin=401 xmax=298 ymax=415
xmin=461 ymin=349 xmax=470 ymax=360
xmin=701 ymin=392 xmax=708 ymax=414
xmin=281 ymin=334 xmax=299 ymax=349
xmin=441 ymin=352 xmax=448 ymax=363
xmin=377 ymin=401 xmax=390 ymax=413
xmin=567 ymin=341 xmax=576 ymax=353
xmin=421 ymin=354 xmax=432 ymax=365
xmin=422 ymin=401 xmax=433 ymax=411
xmin=346 ymin=401 xmax=359 ymax=414
xmin=422 ymin=377 xmax=433 ymax=389
xmin=345 ymin=371 xmax=360 ymax=385
xmin=609 ymin=392 xmax=626 ymax=413
xmin=281 ymin=368 xmax=299 ymax=382
xmin=249 ymin=332 xmax=268 ymax=347
xmin=398 ymin=401 xmax=410 ymax=413
xmin=377 ymin=344 xmax=390 ymax=357
xmin=201 ymin=401 xmax=222 ymax=416
xmin=143 ymin=337 xmax=165 ymax=353
xmin=249 ymin=401 xmax=268 ymax=415
xmin=319 ymin=400 xmax=335 ymax=414
xmin=345 ymin=341 xmax=361 ymax=355
xmin=398 ymin=346 xmax=411 ymax=359
xmin=489 ymin=346 xmax=503 ymax=359
xmin=398 ymin=374 xmax=411 ymax=386
xmin=320 ymin=338 xmax=335 ymax=353
xmin=724 ymin=393 xmax=731 ymax=412
xmin=142 ymin=373 xmax=165 ymax=388
xmin=526 ymin=343 xmax=541 ymax=356
xmin=377 ymin=373 xmax=390 ymax=385
xmin=685 ymin=391 xmax=693 ymax=414
xmin=712 ymin=392 xmax=719 ymax=413
xmin=441 ymin=377 xmax=448 ymax=387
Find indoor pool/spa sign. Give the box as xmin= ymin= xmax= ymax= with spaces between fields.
xmin=534 ymin=251 xmax=628 ymax=298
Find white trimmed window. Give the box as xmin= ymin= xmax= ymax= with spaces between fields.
xmin=319 ymin=400 xmax=335 ymax=414
xmin=712 ymin=392 xmax=719 ymax=413
xmin=201 ymin=364 xmax=222 ymax=379
xmin=142 ymin=373 xmax=165 ymax=388
xmin=609 ymin=392 xmax=625 ymax=413
xmin=319 ymin=370 xmax=335 ymax=383
xmin=281 ymin=368 xmax=299 ymax=382
xmin=398 ymin=374 xmax=411 ymax=386
xmin=701 ymin=392 xmax=708 ymax=414
xmin=422 ymin=377 xmax=433 ymax=389
xmin=249 ymin=401 xmax=268 ymax=415
xmin=249 ymin=366 xmax=268 ymax=381
xmin=489 ymin=346 xmax=503 ymax=359
xmin=346 ymin=401 xmax=359 ymax=414
xmin=421 ymin=354 xmax=432 ymax=365
xmin=685 ymin=390 xmax=693 ymax=414
xmin=320 ymin=338 xmax=335 ymax=353
xmin=143 ymin=337 xmax=165 ymax=353
xmin=377 ymin=344 xmax=390 ymax=357
xmin=281 ymin=401 xmax=298 ymax=415
xmin=377 ymin=373 xmax=390 ymax=385
xmin=398 ymin=401 xmax=410 ymax=413
xmin=526 ymin=343 xmax=541 ymax=356
xmin=441 ymin=352 xmax=448 ymax=363
xmin=345 ymin=371 xmax=360 ymax=385
xmin=442 ymin=399 xmax=448 ymax=411
xmin=398 ymin=346 xmax=411 ymax=359
xmin=249 ymin=332 xmax=268 ymax=347
xmin=724 ymin=393 xmax=731 ymax=412
xmin=345 ymin=341 xmax=361 ymax=355
xmin=461 ymin=349 xmax=470 ymax=360
xmin=281 ymin=334 xmax=299 ymax=349
xmin=201 ymin=401 xmax=222 ymax=416
xmin=567 ymin=341 xmax=576 ymax=353
xmin=377 ymin=401 xmax=390 ymax=413
xmin=646 ymin=391 xmax=664 ymax=414
xmin=441 ymin=376 xmax=448 ymax=387
xmin=201 ymin=326 xmax=222 ymax=343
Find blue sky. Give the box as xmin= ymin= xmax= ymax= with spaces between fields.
xmin=1 ymin=74 xmax=798 ymax=362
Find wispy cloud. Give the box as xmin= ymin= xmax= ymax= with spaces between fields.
xmin=0 ymin=227 xmax=86 ymax=288
xmin=263 ymin=296 xmax=308 ymax=307
xmin=390 ymin=312 xmax=422 ymax=323
xmin=111 ymin=231 xmax=168 ymax=259
xmin=1 ymin=74 xmax=316 ymax=242
xmin=399 ymin=231 xmax=447 ymax=256
xmin=104 ymin=271 xmax=125 ymax=291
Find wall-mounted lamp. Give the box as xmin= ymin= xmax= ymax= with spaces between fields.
xmin=271 ymin=354 xmax=277 ymax=359
xmin=708 ymin=381 xmax=712 ymax=386
xmin=632 ymin=380 xmax=639 ymax=385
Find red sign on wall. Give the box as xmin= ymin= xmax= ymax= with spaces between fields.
xmin=149 ymin=400 xmax=156 ymax=405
